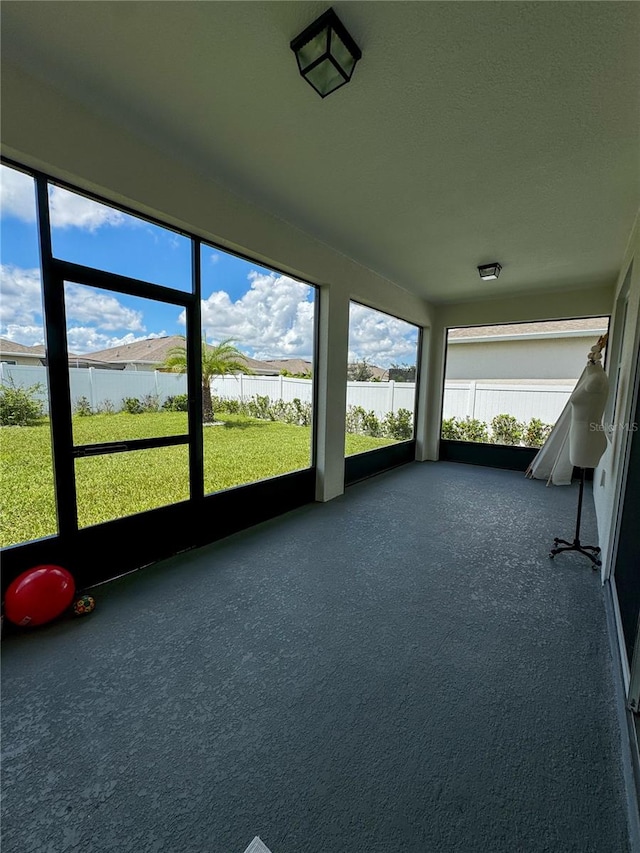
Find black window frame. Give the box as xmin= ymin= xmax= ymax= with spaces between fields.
xmin=344 ymin=299 xmax=422 ymax=486
xmin=0 ymin=157 xmax=318 ymax=593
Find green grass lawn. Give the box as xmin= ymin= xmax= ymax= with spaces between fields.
xmin=1 ymin=412 xmax=396 ymax=547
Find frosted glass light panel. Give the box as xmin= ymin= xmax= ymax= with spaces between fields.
xmin=49 ymin=183 xmax=192 ymax=291
xmin=345 ymin=303 xmax=420 ymax=457
xmin=442 ymin=317 xmax=610 ymax=447
xmin=0 ymin=164 xmax=58 ymax=546
xmin=63 ymin=283 xmax=189 ymax=446
xmin=199 ymin=243 xmax=317 ymax=494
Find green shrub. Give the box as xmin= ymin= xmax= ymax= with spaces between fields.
xmin=491 ymin=413 xmax=524 ymax=445
xmin=247 ymin=394 xmax=273 ymax=420
xmin=162 ymin=394 xmax=189 ymax=412
xmin=345 ymin=405 xmax=383 ymax=437
xmin=74 ymin=396 xmax=93 ymax=416
xmin=458 ymin=417 xmax=490 ymax=443
xmin=441 ymin=416 xmax=462 ymax=440
xmin=291 ymin=398 xmax=312 ymax=427
xmin=383 ymin=408 xmax=413 ymax=440
xmin=122 ymin=396 xmax=144 ymax=415
xmin=522 ymin=417 xmax=553 ymax=448
xmin=0 ymin=381 xmax=45 ymax=426
xmin=213 ymin=396 xmax=242 ymax=415
xmin=96 ymin=399 xmax=116 ymax=415
xmin=140 ymin=393 xmax=161 ymax=413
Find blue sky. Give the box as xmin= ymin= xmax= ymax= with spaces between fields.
xmin=0 ymin=163 xmax=419 ymax=366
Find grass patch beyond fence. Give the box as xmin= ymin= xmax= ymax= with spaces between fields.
xmin=1 ymin=412 xmax=395 ymax=548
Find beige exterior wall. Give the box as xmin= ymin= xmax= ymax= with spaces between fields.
xmin=0 ymin=354 xmax=43 ymax=366
xmin=446 ymin=335 xmax=607 ymax=382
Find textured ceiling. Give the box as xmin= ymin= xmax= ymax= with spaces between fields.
xmin=1 ymin=1 xmax=639 ymax=304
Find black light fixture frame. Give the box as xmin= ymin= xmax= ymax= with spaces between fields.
xmin=290 ymin=7 xmax=362 ymax=98
xmin=477 ymin=262 xmax=502 ymax=280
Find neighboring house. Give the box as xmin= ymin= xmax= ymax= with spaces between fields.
xmin=80 ymin=335 xmax=280 ymax=375
xmin=446 ymin=317 xmax=609 ymax=382
xmin=347 ymin=362 xmax=389 ymax=381
xmin=263 ymin=358 xmax=313 ymax=376
xmin=0 ymin=337 xmax=119 ymax=370
xmin=0 ymin=338 xmax=46 ymax=366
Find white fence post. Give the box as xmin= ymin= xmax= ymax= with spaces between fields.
xmin=389 ymin=380 xmax=395 ymax=413
xmin=279 ymin=373 xmax=284 ymax=401
xmin=89 ymin=368 xmax=95 ymax=410
xmin=239 ymin=373 xmax=244 ymax=401
xmin=468 ymin=381 xmax=477 ymax=419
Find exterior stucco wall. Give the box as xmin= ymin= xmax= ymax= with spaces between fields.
xmin=446 ymin=335 xmax=606 ymax=381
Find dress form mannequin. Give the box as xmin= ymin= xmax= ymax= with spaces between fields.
xmin=568 ymin=361 xmax=609 ymax=468
xmin=550 ymin=339 xmax=610 ymax=568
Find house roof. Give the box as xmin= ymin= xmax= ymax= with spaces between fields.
xmin=263 ymin=359 xmax=313 ymax=375
xmin=448 ymin=317 xmax=609 ymax=343
xmin=0 ymin=337 xmax=46 ymax=356
xmin=80 ymin=336 xmax=184 ymax=365
xmin=80 ymin=336 xmax=279 ymax=374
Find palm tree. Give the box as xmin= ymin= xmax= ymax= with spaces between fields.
xmin=162 ymin=337 xmax=251 ymax=423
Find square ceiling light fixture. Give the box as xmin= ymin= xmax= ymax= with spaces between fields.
xmin=478 ymin=263 xmax=502 ymax=281
xmin=290 ymin=7 xmax=362 ymax=98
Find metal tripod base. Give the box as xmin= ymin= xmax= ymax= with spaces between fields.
xmin=549 ymin=537 xmax=601 ymax=569
xmin=548 ymin=466 xmax=601 ymax=570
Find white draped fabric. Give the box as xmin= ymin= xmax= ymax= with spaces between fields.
xmin=525 ymin=366 xmax=587 ymax=486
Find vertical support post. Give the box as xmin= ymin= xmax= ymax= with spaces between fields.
xmin=416 ymin=310 xmax=446 ymax=462
xmin=315 ymin=286 xmax=349 ymax=501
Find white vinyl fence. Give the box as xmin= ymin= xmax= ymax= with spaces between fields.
xmin=0 ymin=364 xmax=187 ymax=411
xmin=211 ymin=375 xmax=417 ymax=418
xmin=1 ymin=364 xmax=573 ymax=425
xmin=442 ymin=381 xmax=574 ymax=425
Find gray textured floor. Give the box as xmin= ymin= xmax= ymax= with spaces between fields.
xmin=1 ymin=461 xmax=631 ymax=853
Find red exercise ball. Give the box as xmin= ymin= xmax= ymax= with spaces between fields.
xmin=4 ymin=565 xmax=76 ymax=627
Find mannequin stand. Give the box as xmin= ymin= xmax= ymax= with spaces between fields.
xmin=549 ymin=467 xmax=601 ymax=570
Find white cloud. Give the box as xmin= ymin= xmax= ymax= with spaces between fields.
xmin=49 ymin=186 xmax=126 ymax=231
xmin=0 ymin=265 xmax=43 ymax=335
xmin=348 ymin=303 xmax=419 ymax=367
xmin=0 ymin=166 xmax=37 ymax=221
xmin=197 ymin=272 xmax=419 ymax=366
xmin=200 ymin=271 xmax=315 ymax=359
xmin=2 ymin=324 xmax=46 ymax=348
xmin=0 ymin=164 xmax=126 ymax=231
xmin=66 ymin=328 xmax=166 ymax=355
xmin=64 ymin=283 xmax=145 ymax=332
xmin=0 ymin=266 xmax=151 ymax=348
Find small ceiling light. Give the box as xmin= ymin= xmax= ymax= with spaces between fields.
xmin=290 ymin=7 xmax=362 ymax=98
xmin=478 ymin=263 xmax=502 ymax=281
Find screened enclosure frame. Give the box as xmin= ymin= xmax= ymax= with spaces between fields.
xmin=344 ymin=299 xmax=423 ymax=486
xmin=438 ymin=315 xmax=612 ymax=471
xmin=0 ymin=157 xmax=318 ymax=593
